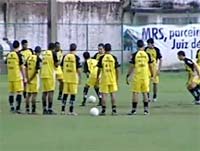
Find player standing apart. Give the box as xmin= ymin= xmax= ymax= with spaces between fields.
xmin=20 ymin=40 xmax=33 ymax=99
xmin=177 ymin=51 xmax=200 ymax=105
xmin=126 ymin=40 xmax=154 ymax=115
xmin=6 ymin=40 xmax=27 ymax=113
xmin=40 ymin=43 xmax=59 ymax=114
xmin=25 ymin=46 xmax=42 ymax=114
xmin=97 ymin=43 xmax=120 ymax=115
xmin=145 ymin=38 xmax=162 ymax=102
xmin=55 ymin=42 xmax=64 ymax=100
xmin=61 ymin=43 xmax=81 ymax=115
xmin=81 ymin=52 xmax=101 ymax=106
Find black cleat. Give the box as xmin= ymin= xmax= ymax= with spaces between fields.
xmin=43 ymin=109 xmax=48 ymax=115
xmin=57 ymin=95 xmax=62 ymax=100
xmin=99 ymin=111 xmax=106 ymax=116
xmin=48 ymin=110 xmax=57 ymax=115
xmin=144 ymin=110 xmax=150 ymax=115
xmin=10 ymin=107 xmax=15 ymax=113
xmin=127 ymin=110 xmax=136 ymax=115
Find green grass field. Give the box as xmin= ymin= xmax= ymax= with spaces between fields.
xmin=0 ymin=72 xmax=200 ymax=151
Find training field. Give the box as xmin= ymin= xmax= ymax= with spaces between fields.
xmin=0 ymin=71 xmax=200 ymax=151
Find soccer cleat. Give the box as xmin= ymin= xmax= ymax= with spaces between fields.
xmin=10 ymin=107 xmax=15 ymax=113
xmin=144 ymin=110 xmax=150 ymax=115
xmin=80 ymin=103 xmax=86 ymax=107
xmin=67 ymin=112 xmax=78 ymax=116
xmin=48 ymin=110 xmax=57 ymax=115
xmin=43 ymin=109 xmax=48 ymax=115
xmin=57 ymin=95 xmax=62 ymax=100
xmin=15 ymin=110 xmax=22 ymax=114
xmin=99 ymin=111 xmax=106 ymax=116
xmin=195 ymin=100 xmax=200 ymax=105
xmin=127 ymin=110 xmax=136 ymax=115
xmin=111 ymin=111 xmax=118 ymax=116
xmin=60 ymin=111 xmax=65 ymax=115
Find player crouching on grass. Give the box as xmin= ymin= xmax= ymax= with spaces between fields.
xmin=80 ymin=52 xmax=102 ymax=106
xmin=97 ymin=43 xmax=120 ymax=116
xmin=126 ymin=40 xmax=154 ymax=115
xmin=60 ymin=43 xmax=82 ymax=115
xmin=177 ymin=51 xmax=200 ymax=105
xmin=25 ymin=46 xmax=42 ymax=114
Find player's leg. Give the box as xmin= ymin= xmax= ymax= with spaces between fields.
xmin=31 ymin=93 xmax=37 ymax=114
xmin=48 ymin=91 xmax=55 ymax=114
xmin=142 ymin=93 xmax=149 ymax=115
xmin=94 ymin=86 xmax=102 ymax=106
xmin=187 ymin=81 xmax=200 ymax=104
xmin=15 ymin=80 xmax=24 ymax=113
xmin=81 ymin=84 xmax=90 ymax=106
xmin=128 ymin=92 xmax=139 ymax=115
xmin=25 ymin=93 xmax=31 ymax=114
xmin=57 ymin=79 xmax=63 ymax=100
xmin=152 ymin=83 xmax=158 ymax=102
xmin=68 ymin=83 xmax=78 ymax=115
xmin=100 ymin=93 xmax=107 ymax=115
xmin=61 ymin=93 xmax=68 ymax=114
xmin=110 ymin=92 xmax=117 ymax=115
xmin=8 ymin=82 xmax=15 ymax=112
xmin=42 ymin=91 xmax=48 ymax=114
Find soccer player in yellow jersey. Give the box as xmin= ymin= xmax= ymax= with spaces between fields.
xmin=55 ymin=42 xmax=64 ymax=100
xmin=126 ymin=40 xmax=154 ymax=115
xmin=195 ymin=49 xmax=200 ymax=67
xmin=40 ymin=43 xmax=59 ymax=114
xmin=93 ymin=43 xmax=105 ymax=60
xmin=25 ymin=46 xmax=42 ymax=114
xmin=80 ymin=52 xmax=102 ymax=106
xmin=145 ymin=38 xmax=162 ymax=102
xmin=6 ymin=40 xmax=27 ymax=113
xmin=20 ymin=40 xmax=33 ymax=98
xmin=177 ymin=51 xmax=200 ymax=105
xmin=60 ymin=43 xmax=81 ymax=115
xmin=97 ymin=43 xmax=120 ymax=115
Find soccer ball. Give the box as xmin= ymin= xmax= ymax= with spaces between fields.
xmin=90 ymin=107 xmax=99 ymax=116
xmin=87 ymin=95 xmax=96 ymax=103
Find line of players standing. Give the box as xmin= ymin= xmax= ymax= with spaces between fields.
xmin=9 ymin=38 xmax=200 ymax=115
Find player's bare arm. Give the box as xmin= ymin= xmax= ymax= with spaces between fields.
xmin=77 ymin=68 xmax=82 ymax=85
xmin=157 ymin=58 xmax=162 ymax=75
xmin=20 ymin=65 xmax=27 ymax=84
xmin=149 ymin=63 xmax=154 ymax=78
xmin=126 ymin=64 xmax=134 ymax=85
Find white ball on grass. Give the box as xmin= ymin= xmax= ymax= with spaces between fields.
xmin=90 ymin=107 xmax=99 ymax=116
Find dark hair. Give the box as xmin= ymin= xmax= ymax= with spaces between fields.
xmin=177 ymin=51 xmax=185 ymax=56
xmin=70 ymin=43 xmax=77 ymax=51
xmin=98 ymin=43 xmax=104 ymax=48
xmin=21 ymin=40 xmax=28 ymax=45
xmin=55 ymin=41 xmax=60 ymax=45
xmin=35 ymin=46 xmax=41 ymax=53
xmin=137 ymin=40 xmax=144 ymax=48
xmin=104 ymin=43 xmax=111 ymax=52
xmin=83 ymin=51 xmax=90 ymax=59
xmin=13 ymin=40 xmax=20 ymax=49
xmin=147 ymin=38 xmax=154 ymax=44
xmin=48 ymin=42 xmax=55 ymax=50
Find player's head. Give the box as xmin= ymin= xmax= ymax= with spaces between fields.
xmin=70 ymin=43 xmax=77 ymax=52
xmin=13 ymin=40 xmax=20 ymax=50
xmin=104 ymin=43 xmax=111 ymax=52
xmin=48 ymin=42 xmax=55 ymax=51
xmin=34 ymin=46 xmax=41 ymax=55
xmin=137 ymin=40 xmax=144 ymax=49
xmin=21 ymin=39 xmax=28 ymax=49
xmin=147 ymin=38 xmax=154 ymax=48
xmin=55 ymin=42 xmax=60 ymax=51
xmin=98 ymin=43 xmax=104 ymax=54
xmin=177 ymin=51 xmax=186 ymax=60
xmin=83 ymin=51 xmax=90 ymax=60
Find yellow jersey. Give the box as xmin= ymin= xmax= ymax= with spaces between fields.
xmin=20 ymin=49 xmax=33 ymax=62
xmin=61 ymin=53 xmax=81 ymax=84
xmin=25 ymin=54 xmax=41 ymax=84
xmin=93 ymin=52 xmax=104 ymax=61
xmin=130 ymin=50 xmax=152 ymax=80
xmin=84 ymin=58 xmax=98 ymax=79
xmin=6 ymin=51 xmax=24 ymax=82
xmin=40 ymin=50 xmax=58 ymax=79
xmin=145 ymin=47 xmax=162 ymax=65
xmin=196 ymin=49 xmax=200 ymax=66
xmin=97 ymin=53 xmax=119 ymax=85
